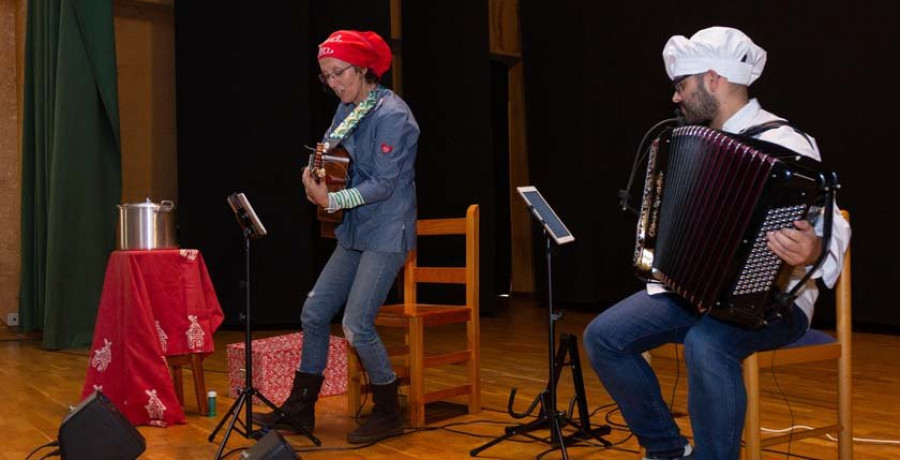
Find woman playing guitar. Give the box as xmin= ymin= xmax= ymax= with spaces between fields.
xmin=253 ymin=29 xmax=419 ymax=445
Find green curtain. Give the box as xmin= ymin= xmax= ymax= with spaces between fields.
xmin=20 ymin=0 xmax=121 ymax=349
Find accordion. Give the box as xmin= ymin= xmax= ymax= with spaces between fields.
xmin=633 ymin=125 xmax=828 ymax=328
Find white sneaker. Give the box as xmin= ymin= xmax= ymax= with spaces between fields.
xmin=643 ymin=443 xmax=693 ymax=460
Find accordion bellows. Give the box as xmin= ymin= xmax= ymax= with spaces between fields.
xmin=634 ymin=126 xmax=827 ymax=328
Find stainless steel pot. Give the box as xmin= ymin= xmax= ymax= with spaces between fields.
xmin=117 ymin=198 xmax=178 ymax=250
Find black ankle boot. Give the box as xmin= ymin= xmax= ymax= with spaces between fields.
xmin=347 ymin=379 xmax=404 ymax=444
xmin=252 ymin=371 xmax=323 ymax=432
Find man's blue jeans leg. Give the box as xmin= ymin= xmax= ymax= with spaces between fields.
xmin=583 ymin=290 xmax=808 ymax=460
xmin=584 ymin=291 xmax=696 ymax=458
xmin=684 ymin=305 xmax=807 ymax=459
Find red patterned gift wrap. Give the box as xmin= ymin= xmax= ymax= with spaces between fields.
xmin=227 ymin=332 xmax=348 ymax=405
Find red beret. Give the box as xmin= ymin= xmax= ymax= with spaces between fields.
xmin=318 ymin=30 xmax=392 ymax=78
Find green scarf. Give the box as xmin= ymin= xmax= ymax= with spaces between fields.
xmin=328 ymin=86 xmax=382 ymax=142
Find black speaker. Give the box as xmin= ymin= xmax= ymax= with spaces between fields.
xmin=241 ymin=430 xmax=299 ymax=459
xmin=58 ymin=391 xmax=146 ymax=460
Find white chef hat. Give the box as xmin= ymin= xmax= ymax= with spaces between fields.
xmin=662 ymin=26 xmax=767 ymax=86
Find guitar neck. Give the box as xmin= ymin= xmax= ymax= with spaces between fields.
xmin=308 ymin=142 xmax=331 ymax=183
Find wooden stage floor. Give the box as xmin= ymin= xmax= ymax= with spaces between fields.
xmin=2 ymin=296 xmax=899 ymax=459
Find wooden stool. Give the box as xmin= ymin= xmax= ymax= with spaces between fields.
xmin=168 ymin=353 xmax=209 ymax=415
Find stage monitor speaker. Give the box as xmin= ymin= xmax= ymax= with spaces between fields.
xmin=241 ymin=430 xmax=300 ymax=459
xmin=58 ymin=390 xmax=146 ymax=460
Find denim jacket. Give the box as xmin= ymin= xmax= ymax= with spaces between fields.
xmin=323 ymin=88 xmax=419 ymax=253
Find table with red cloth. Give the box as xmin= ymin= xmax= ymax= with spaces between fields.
xmin=81 ymin=249 xmax=225 ymax=427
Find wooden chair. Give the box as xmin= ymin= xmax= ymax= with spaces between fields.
xmin=347 ymin=204 xmax=481 ymax=428
xmin=647 ymin=210 xmax=852 ymax=459
xmin=168 ymin=354 xmax=209 ymax=415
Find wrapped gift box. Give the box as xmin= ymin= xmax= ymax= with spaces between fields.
xmin=227 ymin=332 xmax=348 ymax=405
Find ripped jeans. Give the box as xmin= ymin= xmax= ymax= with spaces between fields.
xmin=299 ymin=244 xmax=407 ymax=385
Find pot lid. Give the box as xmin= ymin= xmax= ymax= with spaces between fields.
xmin=118 ymin=198 xmax=175 ymax=210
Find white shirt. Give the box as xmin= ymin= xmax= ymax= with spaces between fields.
xmin=648 ymin=98 xmax=852 ymax=324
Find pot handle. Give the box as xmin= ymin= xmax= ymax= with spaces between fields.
xmin=159 ymin=200 xmax=176 ymax=211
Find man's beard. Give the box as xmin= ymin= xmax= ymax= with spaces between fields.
xmin=680 ymin=82 xmax=718 ymax=125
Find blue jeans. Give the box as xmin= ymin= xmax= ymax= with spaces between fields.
xmin=299 ymin=244 xmax=407 ymax=385
xmin=583 ymin=290 xmax=808 ymax=460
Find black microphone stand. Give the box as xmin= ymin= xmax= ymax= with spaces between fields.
xmin=471 ymin=221 xmax=609 ymax=459
xmin=209 ymin=210 xmax=320 ymax=458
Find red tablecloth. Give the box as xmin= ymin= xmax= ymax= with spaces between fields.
xmin=82 ymin=249 xmax=224 ymax=427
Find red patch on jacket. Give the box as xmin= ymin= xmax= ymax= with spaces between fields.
xmin=381 ymin=143 xmax=393 ymax=154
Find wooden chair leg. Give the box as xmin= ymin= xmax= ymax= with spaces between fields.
xmin=171 ymin=364 xmax=185 ymax=406
xmin=467 ymin=316 xmax=481 ymax=415
xmin=191 ymin=354 xmax=208 ymax=416
xmin=838 ymin=344 xmax=853 ymax=459
xmin=743 ymin=353 xmax=762 ymax=460
xmin=347 ymin=346 xmax=362 ymax=417
xmin=408 ymin=317 xmax=425 ymax=428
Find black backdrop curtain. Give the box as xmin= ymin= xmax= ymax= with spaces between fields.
xmin=402 ymin=1 xmax=496 ymax=314
xmin=521 ymin=1 xmax=898 ymax=327
xmin=175 ymin=0 xmax=898 ymax=329
xmin=175 ymin=1 xmax=496 ymax=327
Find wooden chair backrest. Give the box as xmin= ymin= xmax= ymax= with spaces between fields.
xmin=402 ymin=204 xmax=479 ymax=315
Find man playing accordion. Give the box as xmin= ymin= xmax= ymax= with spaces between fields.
xmin=583 ymin=26 xmax=851 ymax=460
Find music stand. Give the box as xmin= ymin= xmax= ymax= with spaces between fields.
xmin=471 ymin=186 xmax=608 ymax=459
xmin=209 ymin=193 xmax=320 ymax=458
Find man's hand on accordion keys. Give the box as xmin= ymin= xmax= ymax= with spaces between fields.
xmin=766 ymin=220 xmax=823 ymax=267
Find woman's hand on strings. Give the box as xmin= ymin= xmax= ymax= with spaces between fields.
xmin=302 ymin=167 xmax=329 ymax=207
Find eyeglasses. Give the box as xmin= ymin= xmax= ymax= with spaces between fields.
xmin=318 ymin=64 xmax=354 ymax=84
xmin=673 ymin=75 xmax=693 ymax=94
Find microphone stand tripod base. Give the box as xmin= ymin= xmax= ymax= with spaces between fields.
xmin=207 ymin=228 xmax=320 ymax=459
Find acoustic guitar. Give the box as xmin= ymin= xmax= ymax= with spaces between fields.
xmin=308 ymin=141 xmax=351 ymax=238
